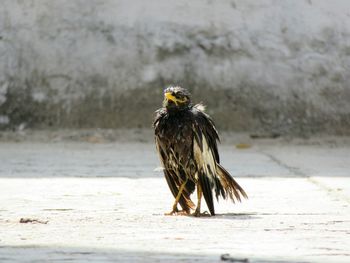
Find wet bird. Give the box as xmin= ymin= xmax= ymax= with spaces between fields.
xmin=154 ymin=86 xmax=247 ymax=216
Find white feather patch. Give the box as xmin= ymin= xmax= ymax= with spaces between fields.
xmin=154 ymin=166 xmax=165 ymax=172
xmin=193 ymin=131 xmax=217 ymax=183
xmin=194 ymin=103 xmax=206 ymax=112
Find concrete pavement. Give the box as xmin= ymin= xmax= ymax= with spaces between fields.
xmin=0 ymin=133 xmax=349 ymax=262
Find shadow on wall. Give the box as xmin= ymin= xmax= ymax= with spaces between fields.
xmin=1 ymin=77 xmax=349 ymax=136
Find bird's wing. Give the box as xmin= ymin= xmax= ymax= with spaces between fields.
xmin=192 ymin=105 xmax=247 ymax=215
xmin=192 ymin=105 xmax=220 ymax=162
xmin=191 ymin=105 xmax=222 ymax=215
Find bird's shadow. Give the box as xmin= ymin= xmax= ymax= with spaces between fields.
xmin=190 ymin=212 xmax=260 ymax=220
xmin=157 ymin=211 xmax=260 ymax=220
xmin=216 ymin=212 xmax=260 ymax=220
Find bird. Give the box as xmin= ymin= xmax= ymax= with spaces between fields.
xmin=153 ymin=86 xmax=247 ymax=216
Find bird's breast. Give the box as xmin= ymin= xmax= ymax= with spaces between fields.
xmin=160 ymin=117 xmax=194 ymax=168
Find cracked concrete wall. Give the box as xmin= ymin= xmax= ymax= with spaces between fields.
xmin=1 ymin=0 xmax=350 ymax=135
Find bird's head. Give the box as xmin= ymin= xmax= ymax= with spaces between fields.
xmin=163 ymin=86 xmax=191 ymax=111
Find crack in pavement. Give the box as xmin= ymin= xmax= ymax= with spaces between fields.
xmin=258 ymin=150 xmax=306 ymax=177
xmin=259 ymin=150 xmax=350 ymax=204
xmin=307 ymin=177 xmax=350 ymax=204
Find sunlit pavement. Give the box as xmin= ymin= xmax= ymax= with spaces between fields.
xmin=0 ymin=140 xmax=349 ymax=262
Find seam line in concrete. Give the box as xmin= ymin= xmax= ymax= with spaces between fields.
xmin=259 ymin=150 xmax=350 ymax=204
xmin=308 ymin=177 xmax=350 ymax=204
xmin=258 ymin=150 xmax=306 ymax=177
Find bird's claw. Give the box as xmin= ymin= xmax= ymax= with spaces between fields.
xmin=164 ymin=209 xmax=189 ymax=216
xmin=191 ymin=210 xmax=211 ymax=217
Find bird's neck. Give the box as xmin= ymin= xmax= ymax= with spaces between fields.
xmin=166 ymin=105 xmax=191 ymax=116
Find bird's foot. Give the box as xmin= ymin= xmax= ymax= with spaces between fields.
xmin=191 ymin=210 xmax=211 ymax=217
xmin=164 ymin=210 xmax=176 ymax=216
xmin=164 ymin=208 xmax=189 ymax=216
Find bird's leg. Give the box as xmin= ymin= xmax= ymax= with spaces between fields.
xmin=192 ymin=183 xmax=210 ymax=217
xmin=165 ymin=178 xmax=188 ymax=215
xmin=193 ymin=183 xmax=202 ymax=217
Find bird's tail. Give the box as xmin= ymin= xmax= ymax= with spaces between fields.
xmin=217 ymin=164 xmax=248 ymax=202
xmin=199 ymin=173 xmax=215 ymax=215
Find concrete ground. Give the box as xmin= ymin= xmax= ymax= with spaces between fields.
xmin=0 ymin=131 xmax=349 ymax=262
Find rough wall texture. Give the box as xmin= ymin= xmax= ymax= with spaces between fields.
xmin=1 ymin=0 xmax=350 ymax=135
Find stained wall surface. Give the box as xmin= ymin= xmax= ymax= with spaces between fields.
xmin=1 ymin=0 xmax=350 ymax=135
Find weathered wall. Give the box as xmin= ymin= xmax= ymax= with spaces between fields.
xmin=1 ymin=0 xmax=350 ymax=135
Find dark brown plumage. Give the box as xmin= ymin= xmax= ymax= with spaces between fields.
xmin=154 ymin=86 xmax=247 ymax=216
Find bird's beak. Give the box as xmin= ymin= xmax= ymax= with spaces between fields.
xmin=164 ymin=92 xmax=177 ymax=103
xmin=164 ymin=92 xmax=186 ymax=106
